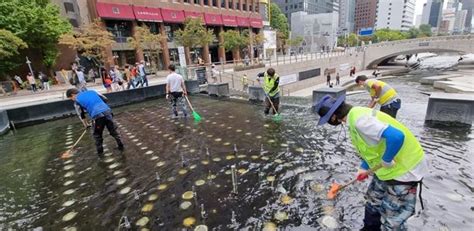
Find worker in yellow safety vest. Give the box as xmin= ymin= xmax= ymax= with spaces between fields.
xmin=315 ymin=94 xmax=427 ymax=231
xmin=355 ymin=75 xmax=401 ymax=118
xmin=257 ymin=68 xmax=280 ymax=115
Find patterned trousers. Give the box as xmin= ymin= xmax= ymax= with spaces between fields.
xmin=361 ymin=176 xmax=418 ymax=231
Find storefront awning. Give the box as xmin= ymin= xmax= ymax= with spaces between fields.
xmin=96 ymin=2 xmax=135 ymax=20
xmin=161 ymin=9 xmax=185 ymax=23
xmin=133 ymin=6 xmax=162 ymax=22
xmin=250 ymin=17 xmax=263 ymax=28
xmin=185 ymin=11 xmax=204 ymax=22
xmin=222 ymin=15 xmax=238 ymax=27
xmin=204 ymin=13 xmax=223 ymax=26
xmin=236 ymin=17 xmax=250 ymax=27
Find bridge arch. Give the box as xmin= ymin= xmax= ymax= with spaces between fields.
xmin=363 ymin=35 xmax=473 ymax=69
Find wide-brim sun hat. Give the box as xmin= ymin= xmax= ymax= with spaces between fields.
xmin=314 ymin=95 xmax=345 ymax=125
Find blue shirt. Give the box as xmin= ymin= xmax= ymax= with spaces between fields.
xmin=76 ymin=90 xmax=110 ymax=119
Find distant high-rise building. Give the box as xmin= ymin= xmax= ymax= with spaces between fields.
xmin=415 ymin=14 xmax=423 ymax=27
xmin=273 ymin=0 xmax=339 ymax=27
xmin=338 ymin=0 xmax=355 ymax=33
xmin=374 ymin=0 xmax=415 ymax=31
xmin=421 ymin=0 xmax=444 ymax=28
xmin=291 ymin=11 xmax=339 ymax=52
xmin=461 ymin=0 xmax=473 ymax=32
xmin=354 ymin=0 xmax=377 ymax=33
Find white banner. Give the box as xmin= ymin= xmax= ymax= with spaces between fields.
xmin=279 ymin=74 xmax=298 ymax=85
xmin=178 ymin=46 xmax=186 ymax=68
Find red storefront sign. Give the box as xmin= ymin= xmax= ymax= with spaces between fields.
xmin=222 ymin=15 xmax=238 ymax=27
xmin=133 ymin=6 xmax=163 ymax=22
xmin=249 ymin=17 xmax=263 ymax=28
xmin=96 ymin=2 xmax=135 ymax=20
xmin=236 ymin=17 xmax=250 ymax=27
xmin=204 ymin=13 xmax=223 ymax=26
xmin=161 ymin=8 xmax=185 ymax=23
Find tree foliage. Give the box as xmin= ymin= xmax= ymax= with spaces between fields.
xmin=220 ymin=30 xmax=247 ymax=52
xmin=175 ymin=18 xmax=214 ymax=50
xmin=128 ymin=25 xmax=165 ymax=71
xmin=287 ymin=36 xmax=304 ymax=48
xmin=373 ymin=29 xmax=406 ymax=42
xmin=270 ymin=3 xmax=289 ymax=39
xmin=0 ymin=29 xmax=27 ymax=60
xmin=59 ymin=19 xmax=115 ymax=63
xmin=419 ymin=24 xmax=432 ymax=37
xmin=0 ymin=0 xmax=71 ymax=69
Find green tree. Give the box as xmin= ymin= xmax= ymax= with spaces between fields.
xmin=0 ymin=0 xmax=71 ymax=72
xmin=270 ymin=3 xmax=289 ymax=53
xmin=419 ymin=24 xmax=432 ymax=37
xmin=287 ymin=36 xmax=304 ymax=49
xmin=128 ymin=25 xmax=166 ymax=71
xmin=0 ymin=29 xmax=27 ymax=60
xmin=220 ymin=30 xmax=247 ymax=52
xmin=406 ymin=27 xmax=420 ymax=39
xmin=373 ymin=29 xmax=406 ymax=42
xmin=59 ymin=19 xmax=116 ymax=64
xmin=175 ymin=18 xmax=214 ymax=63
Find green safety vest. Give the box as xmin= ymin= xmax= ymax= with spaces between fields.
xmin=347 ymin=107 xmax=424 ymax=180
xmin=365 ymin=79 xmax=398 ymax=105
xmin=263 ymin=72 xmax=280 ymax=97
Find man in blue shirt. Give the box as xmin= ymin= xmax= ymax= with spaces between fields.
xmin=66 ymin=88 xmax=124 ymax=158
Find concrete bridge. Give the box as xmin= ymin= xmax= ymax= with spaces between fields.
xmin=363 ymin=35 xmax=473 ymax=68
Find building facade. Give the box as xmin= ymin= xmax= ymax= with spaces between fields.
xmin=52 ymin=0 xmax=92 ymax=28
xmin=461 ymin=0 xmax=473 ymax=33
xmin=273 ymin=0 xmax=339 ymax=26
xmin=338 ymin=0 xmax=355 ymax=33
xmin=421 ymin=0 xmax=444 ymax=29
xmin=374 ymin=0 xmax=415 ymax=31
xmin=291 ymin=11 xmax=339 ymax=53
xmin=354 ymin=0 xmax=377 ymax=33
xmin=54 ymin=0 xmax=263 ymax=69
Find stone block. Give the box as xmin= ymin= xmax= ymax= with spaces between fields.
xmin=208 ymin=83 xmax=229 ymax=97
xmin=185 ymin=80 xmax=200 ymax=94
xmin=248 ymin=86 xmax=265 ymax=102
xmin=312 ymin=87 xmax=346 ymax=107
xmin=420 ymin=76 xmax=448 ymax=85
xmin=0 ymin=110 xmax=9 ymax=135
xmin=433 ymin=81 xmax=454 ymax=90
xmin=425 ymin=93 xmax=474 ymax=125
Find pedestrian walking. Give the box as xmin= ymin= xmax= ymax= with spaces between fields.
xmin=113 ymin=65 xmax=124 ymax=91
xmin=336 ymin=73 xmax=340 ymax=85
xmin=326 ymin=72 xmax=331 ymax=86
xmin=257 ymin=68 xmax=280 ymax=115
xmin=14 ymin=75 xmax=23 ymax=89
xmin=128 ymin=65 xmax=137 ymax=90
xmin=315 ymin=95 xmax=427 ymax=231
xmin=39 ymin=72 xmax=50 ymax=90
xmin=123 ymin=65 xmax=131 ymax=89
xmin=100 ymin=67 xmax=112 ymax=93
xmin=138 ymin=61 xmax=148 ymax=87
xmin=26 ymin=72 xmax=37 ymax=92
xmin=66 ymin=88 xmax=124 ymax=159
xmin=242 ymin=74 xmax=249 ymax=92
xmin=88 ymin=68 xmax=96 ymax=83
xmin=75 ymin=69 xmax=88 ymax=92
xmin=166 ymin=64 xmax=188 ymax=118
xmin=355 ymin=75 xmax=401 ymax=118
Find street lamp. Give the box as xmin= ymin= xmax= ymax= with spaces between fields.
xmin=26 ymin=56 xmax=34 ymax=75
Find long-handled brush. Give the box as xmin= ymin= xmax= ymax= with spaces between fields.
xmin=264 ymin=93 xmax=281 ymax=122
xmin=327 ymin=164 xmax=382 ymax=200
xmin=61 ymin=128 xmax=88 ymax=159
xmin=184 ymin=95 xmax=202 ymax=122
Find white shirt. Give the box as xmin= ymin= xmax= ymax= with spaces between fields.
xmin=355 ymin=115 xmax=427 ymax=182
xmin=76 ymin=71 xmax=86 ymax=84
xmin=166 ymin=72 xmax=184 ymax=93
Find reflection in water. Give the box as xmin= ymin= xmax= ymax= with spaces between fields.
xmin=0 ymin=75 xmax=472 ymax=230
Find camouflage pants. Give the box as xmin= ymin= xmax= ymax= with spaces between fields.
xmin=362 ymin=176 xmax=418 ymax=231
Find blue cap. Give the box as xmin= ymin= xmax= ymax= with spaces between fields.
xmin=314 ymin=95 xmax=345 ymax=125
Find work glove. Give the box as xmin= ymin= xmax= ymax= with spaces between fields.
xmin=166 ymin=94 xmax=169 ymax=100
xmin=356 ymin=168 xmax=369 ymax=182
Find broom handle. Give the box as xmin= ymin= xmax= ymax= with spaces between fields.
xmin=184 ymin=95 xmax=195 ymax=112
xmin=341 ymin=163 xmax=383 ymax=189
xmin=69 ymin=129 xmax=88 ymax=151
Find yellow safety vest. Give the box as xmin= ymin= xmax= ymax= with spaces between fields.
xmin=348 ymin=107 xmax=424 ymax=180
xmin=365 ymin=79 xmax=398 ymax=105
xmin=263 ymin=72 xmax=280 ymax=97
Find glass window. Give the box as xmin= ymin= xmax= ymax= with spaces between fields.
xmin=64 ymin=2 xmax=74 ymax=13
xmin=229 ymin=1 xmax=233 ymax=9
xmin=212 ymin=0 xmax=217 ymax=7
xmin=194 ymin=0 xmax=199 ymax=4
xmin=243 ymin=3 xmax=246 ymax=10
xmin=164 ymin=24 xmax=181 ymax=42
xmin=221 ymin=0 xmax=225 ymax=8
xmin=105 ymin=20 xmax=133 ymax=43
xmin=204 ymin=0 xmax=209 ymax=5
xmin=183 ymin=0 xmax=189 ymax=3
xmin=142 ymin=22 xmax=160 ymax=34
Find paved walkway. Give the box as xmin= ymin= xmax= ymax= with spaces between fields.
xmin=0 ymin=75 xmax=167 ymax=110
xmin=290 ymin=70 xmax=374 ymax=97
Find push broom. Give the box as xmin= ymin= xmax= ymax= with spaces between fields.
xmin=327 ymin=164 xmax=382 ymax=200
xmin=184 ymin=95 xmax=202 ymax=122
